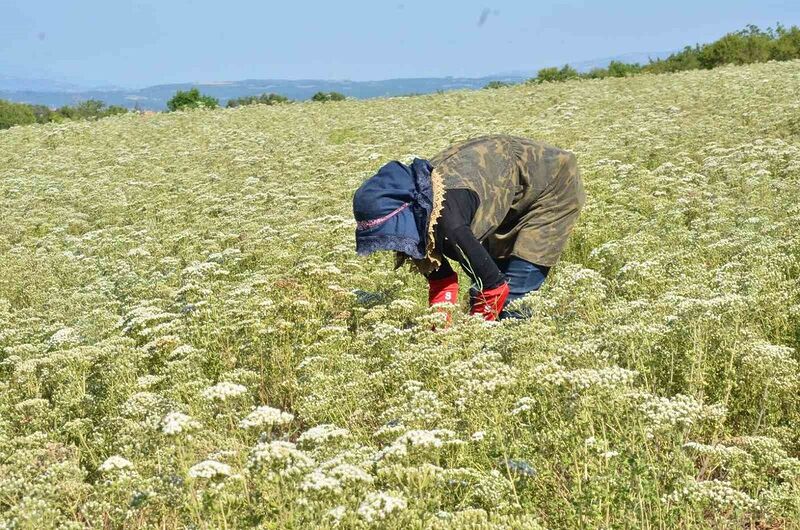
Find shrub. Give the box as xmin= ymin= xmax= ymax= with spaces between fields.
xmin=311 ymin=91 xmax=346 ymax=102
xmin=697 ymin=26 xmax=773 ymax=68
xmin=645 ymin=24 xmax=800 ymax=74
xmin=771 ymin=24 xmax=800 ymax=60
xmin=532 ymin=67 xmax=558 ymax=83
xmin=0 ymin=98 xmax=128 ymax=129
xmin=29 ymin=105 xmax=54 ymax=124
xmin=167 ymin=88 xmax=219 ymax=111
xmin=484 ymin=81 xmax=512 ymax=89
xmin=0 ymin=99 xmax=37 ymax=129
xmin=530 ymin=23 xmax=800 ymax=84
xmin=644 ymin=46 xmax=703 ymax=74
xmin=226 ymin=93 xmax=290 ymax=108
xmin=607 ymin=60 xmax=642 ymax=77
xmin=533 ymin=65 xmax=579 ymax=83
xmin=584 ymin=68 xmax=608 ymax=79
xmin=55 ymin=99 xmax=128 ymax=120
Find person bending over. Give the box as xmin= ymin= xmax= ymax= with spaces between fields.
xmin=352 ymin=134 xmax=585 ymax=321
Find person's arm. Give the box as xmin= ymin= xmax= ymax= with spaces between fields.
xmin=436 ymin=189 xmax=505 ymax=290
xmin=426 ymin=189 xmax=509 ymax=321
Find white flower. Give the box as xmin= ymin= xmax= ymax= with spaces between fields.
xmin=682 ymin=441 xmax=749 ymax=459
xmin=301 ymin=470 xmax=342 ymax=493
xmin=639 ymin=394 xmax=726 ymax=433
xmin=161 ymin=411 xmax=201 ymax=435
xmin=329 ymin=463 xmax=374 ymax=484
xmin=663 ymin=479 xmax=759 ymax=511
xmin=247 ymin=440 xmax=315 ymax=477
xmin=171 ymin=344 xmax=198 ymax=356
xmin=357 ymin=491 xmax=407 ymax=523
xmin=440 ymin=350 xmax=518 ymax=410
xmin=399 ymin=429 xmax=463 ymax=448
xmin=511 ymin=397 xmax=534 ymax=416
xmin=471 ymin=431 xmax=486 ymax=442
xmin=188 ymin=460 xmax=232 ymax=479
xmin=389 ymin=298 xmax=416 ymax=310
xmin=136 ymin=375 xmax=163 ymax=389
xmin=542 ymin=366 xmax=637 ymax=390
xmin=99 ymin=455 xmax=134 ymax=472
xmin=374 ymin=429 xmax=465 ymax=461
xmin=127 ymin=247 xmax=151 ymax=257
xmin=239 ymin=406 xmax=294 ymax=429
xmin=327 ymin=505 xmax=347 ymax=524
xmin=48 ymin=327 xmax=78 ymax=348
xmin=297 ymin=424 xmax=350 ymax=447
xmin=201 ymin=381 xmax=248 ymax=401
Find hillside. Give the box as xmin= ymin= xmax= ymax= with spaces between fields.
xmin=0 ymin=75 xmax=529 ymax=111
xmin=0 ymin=53 xmax=675 ymax=111
xmin=1 ymin=61 xmax=799 ymax=528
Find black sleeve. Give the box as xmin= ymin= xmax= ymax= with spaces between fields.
xmin=427 ymin=189 xmax=506 ymax=290
xmin=426 ymin=255 xmax=456 ymax=281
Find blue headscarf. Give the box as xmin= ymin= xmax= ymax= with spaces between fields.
xmin=353 ymin=158 xmax=434 ymax=260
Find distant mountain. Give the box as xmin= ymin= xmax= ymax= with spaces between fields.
xmin=0 ymin=51 xmax=676 ymax=111
xmin=0 ymin=74 xmax=123 ymax=93
xmin=0 ymin=75 xmax=528 ymax=111
xmin=0 ymin=75 xmax=87 ymax=93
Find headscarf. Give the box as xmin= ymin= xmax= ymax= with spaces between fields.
xmin=353 ymin=158 xmax=438 ymax=265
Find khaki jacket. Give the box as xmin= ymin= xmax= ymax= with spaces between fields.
xmin=429 ymin=134 xmax=585 ymax=267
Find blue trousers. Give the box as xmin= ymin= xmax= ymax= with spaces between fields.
xmin=496 ymin=256 xmax=550 ymax=320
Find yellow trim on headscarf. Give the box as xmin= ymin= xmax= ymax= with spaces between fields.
xmin=406 ymin=166 xmax=445 ymax=275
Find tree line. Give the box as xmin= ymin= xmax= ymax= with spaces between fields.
xmin=485 ymin=24 xmax=800 ymax=88
xmin=1 ymin=88 xmax=348 ymax=129
xmin=0 ymin=99 xmax=128 ymax=129
xmin=165 ymin=88 xmax=346 ymax=110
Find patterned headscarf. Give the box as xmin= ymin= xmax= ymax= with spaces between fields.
xmin=353 ymin=158 xmax=436 ymax=262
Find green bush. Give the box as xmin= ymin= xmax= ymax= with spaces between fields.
xmin=583 ymin=68 xmax=608 ymax=79
xmin=55 ymin=99 xmax=128 ymax=120
xmin=226 ymin=93 xmax=290 ymax=108
xmin=697 ymin=26 xmax=773 ymax=68
xmin=167 ymin=88 xmax=219 ymax=111
xmin=29 ymin=105 xmax=54 ymax=124
xmin=533 ymin=67 xmax=558 ymax=83
xmin=484 ymin=81 xmax=512 ymax=89
xmin=533 ymin=65 xmax=579 ymax=83
xmin=607 ymin=60 xmax=642 ymax=77
xmin=0 ymin=98 xmax=129 ymax=129
xmin=311 ymin=91 xmax=346 ymax=102
xmin=644 ymin=46 xmax=703 ymax=74
xmin=646 ymin=24 xmax=800 ymax=74
xmin=772 ymin=24 xmax=800 ymax=60
xmin=582 ymin=62 xmax=642 ymax=80
xmin=0 ymin=99 xmax=37 ymax=129
xmin=529 ymin=23 xmax=800 ymax=85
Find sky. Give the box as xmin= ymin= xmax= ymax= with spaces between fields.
xmin=1 ymin=0 xmax=799 ymax=89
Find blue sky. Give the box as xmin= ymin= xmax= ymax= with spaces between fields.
xmin=2 ymin=0 xmax=799 ymax=88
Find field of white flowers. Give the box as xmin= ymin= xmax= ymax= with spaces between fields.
xmin=1 ymin=60 xmax=799 ymax=529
